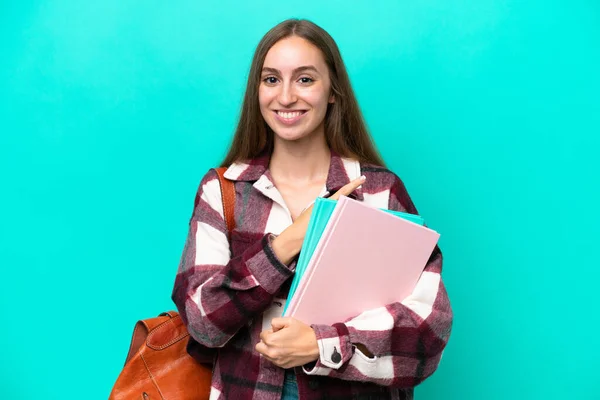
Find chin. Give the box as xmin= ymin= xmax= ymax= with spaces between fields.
xmin=269 ymin=122 xmax=323 ymax=144
xmin=272 ymin=129 xmax=314 ymax=143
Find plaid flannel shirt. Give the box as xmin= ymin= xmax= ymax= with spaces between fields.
xmin=172 ymin=150 xmax=452 ymax=399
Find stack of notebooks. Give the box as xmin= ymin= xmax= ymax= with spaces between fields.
xmin=282 ymin=196 xmax=440 ymax=325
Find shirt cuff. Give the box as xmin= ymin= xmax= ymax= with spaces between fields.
xmin=302 ymin=323 xmax=353 ymax=374
xmin=244 ymin=234 xmax=294 ymax=295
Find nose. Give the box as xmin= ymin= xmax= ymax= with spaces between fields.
xmin=277 ymin=81 xmax=297 ymax=106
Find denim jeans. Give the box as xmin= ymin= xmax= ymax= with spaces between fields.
xmin=281 ymin=369 xmax=299 ymax=400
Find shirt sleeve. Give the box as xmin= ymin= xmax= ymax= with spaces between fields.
xmin=301 ymin=174 xmax=453 ymax=388
xmin=171 ymin=169 xmax=294 ymax=348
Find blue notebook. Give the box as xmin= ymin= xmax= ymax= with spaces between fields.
xmin=283 ymin=197 xmax=425 ymax=314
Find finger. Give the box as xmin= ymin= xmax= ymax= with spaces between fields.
xmin=330 ymin=176 xmax=366 ymax=200
xmin=271 ymin=317 xmax=291 ymax=331
xmin=298 ymin=202 xmax=315 ymax=217
xmin=257 ymin=343 xmax=279 ymax=362
xmin=273 ymin=359 xmax=288 ymax=368
xmin=255 ymin=341 xmax=278 ymax=363
xmin=255 ymin=341 xmax=268 ymax=356
xmin=259 ymin=328 xmax=273 ymax=343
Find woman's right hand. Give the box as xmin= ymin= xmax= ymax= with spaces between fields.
xmin=271 ymin=175 xmax=366 ymax=265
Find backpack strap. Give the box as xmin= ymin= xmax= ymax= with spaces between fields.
xmin=213 ymin=167 xmax=236 ymax=235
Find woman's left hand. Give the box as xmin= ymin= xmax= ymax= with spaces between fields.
xmin=255 ymin=317 xmax=320 ymax=369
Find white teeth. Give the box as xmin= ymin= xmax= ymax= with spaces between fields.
xmin=277 ymin=111 xmax=303 ymax=119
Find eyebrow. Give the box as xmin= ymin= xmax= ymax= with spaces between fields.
xmin=261 ymin=65 xmax=320 ymax=75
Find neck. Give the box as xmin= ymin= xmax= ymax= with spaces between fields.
xmin=269 ymin=131 xmax=331 ymax=184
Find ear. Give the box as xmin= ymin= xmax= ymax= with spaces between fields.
xmin=329 ymin=93 xmax=335 ymax=104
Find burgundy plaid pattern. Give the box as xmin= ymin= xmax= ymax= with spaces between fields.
xmin=172 ymin=150 xmax=452 ymax=399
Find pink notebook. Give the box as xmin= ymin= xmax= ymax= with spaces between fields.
xmin=284 ymin=196 xmax=440 ymax=325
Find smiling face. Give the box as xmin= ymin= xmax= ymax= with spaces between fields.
xmin=259 ymin=36 xmax=335 ymax=144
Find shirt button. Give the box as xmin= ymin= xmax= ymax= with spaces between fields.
xmin=331 ymin=347 xmax=342 ymax=363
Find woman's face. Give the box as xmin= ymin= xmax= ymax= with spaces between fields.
xmin=259 ymin=36 xmax=334 ymax=143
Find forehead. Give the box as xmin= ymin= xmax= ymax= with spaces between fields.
xmin=263 ymin=36 xmax=327 ymax=72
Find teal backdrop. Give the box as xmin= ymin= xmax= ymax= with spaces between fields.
xmin=1 ymin=1 xmax=598 ymax=399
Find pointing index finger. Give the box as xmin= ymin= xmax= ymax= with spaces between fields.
xmin=330 ymin=175 xmax=366 ymax=200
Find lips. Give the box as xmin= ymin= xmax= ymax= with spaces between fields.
xmin=273 ymin=110 xmax=307 ymax=125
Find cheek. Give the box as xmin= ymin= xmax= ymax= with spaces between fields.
xmin=303 ymin=87 xmax=331 ymax=108
xmin=258 ymin=86 xmax=275 ymax=109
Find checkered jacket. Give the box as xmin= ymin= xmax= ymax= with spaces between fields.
xmin=172 ymin=151 xmax=452 ymax=399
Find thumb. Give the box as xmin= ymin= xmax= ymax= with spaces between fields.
xmin=271 ymin=317 xmax=292 ymax=332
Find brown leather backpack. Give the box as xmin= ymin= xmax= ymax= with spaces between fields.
xmin=109 ymin=167 xmax=235 ymax=400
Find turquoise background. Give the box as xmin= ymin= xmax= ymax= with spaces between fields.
xmin=1 ymin=1 xmax=598 ymax=399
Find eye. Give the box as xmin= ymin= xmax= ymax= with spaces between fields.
xmin=299 ymin=77 xmax=314 ymax=84
xmin=263 ymin=76 xmax=279 ymax=85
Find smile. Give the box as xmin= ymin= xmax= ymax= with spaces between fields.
xmin=274 ymin=110 xmax=307 ymax=125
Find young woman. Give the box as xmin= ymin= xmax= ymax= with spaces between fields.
xmin=172 ymin=18 xmax=452 ymax=400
